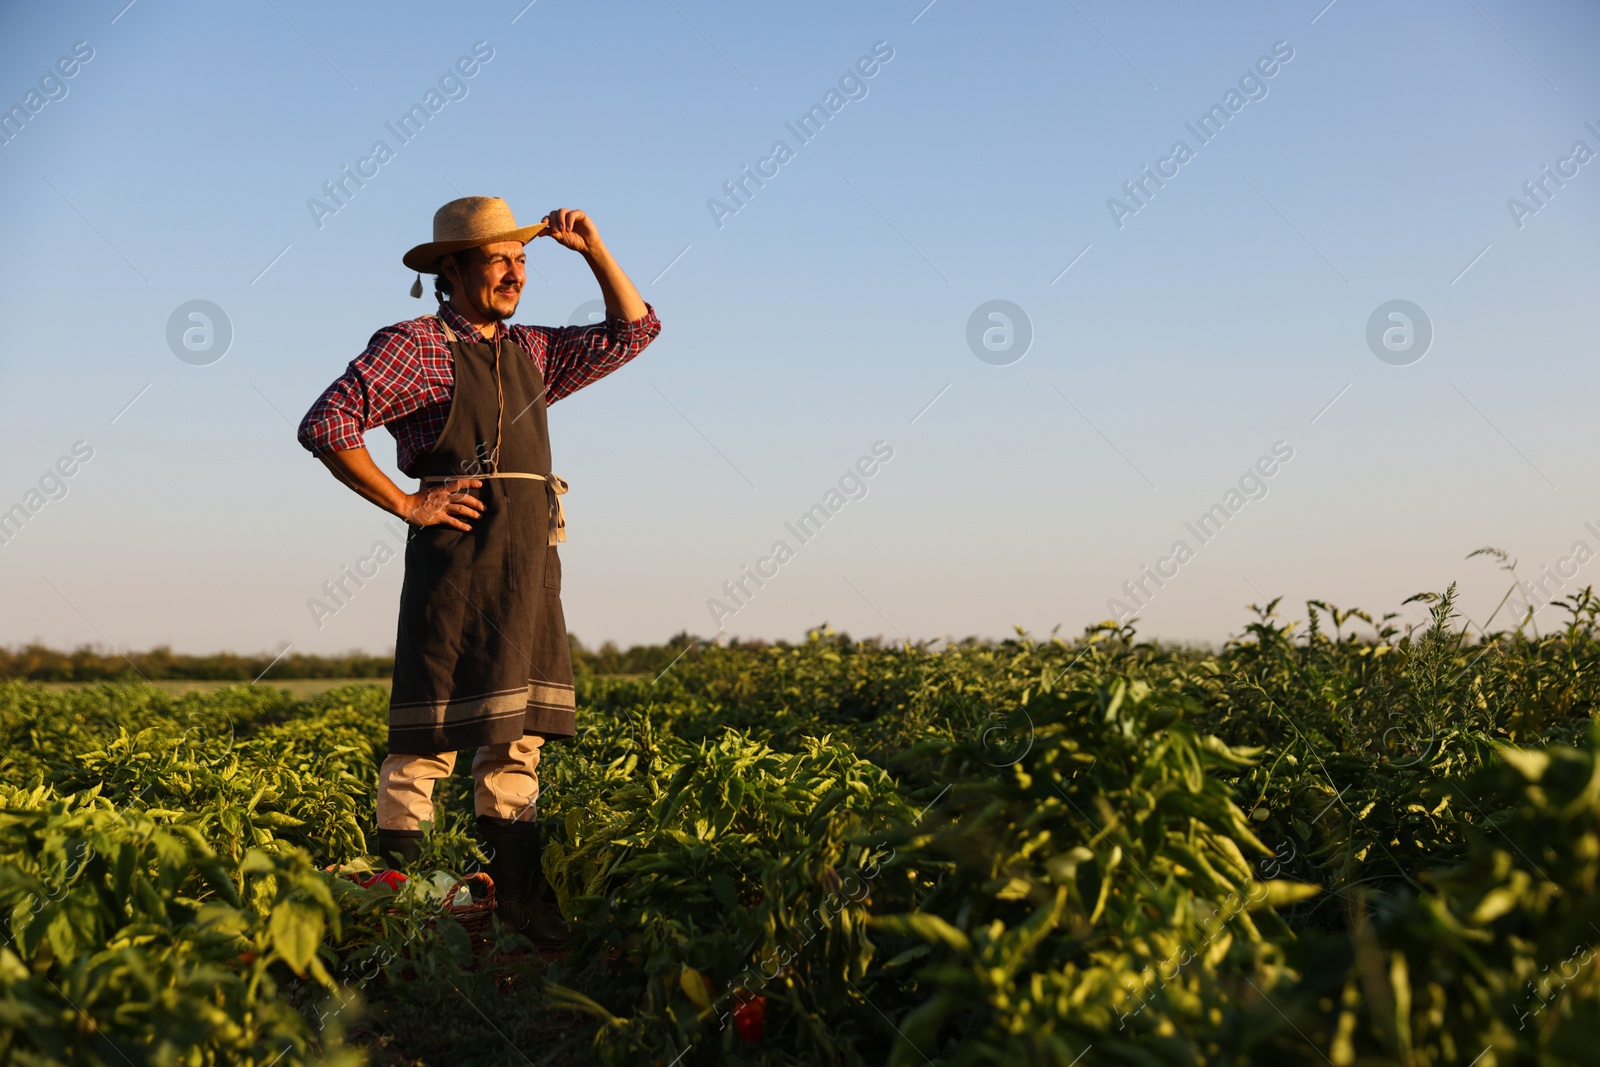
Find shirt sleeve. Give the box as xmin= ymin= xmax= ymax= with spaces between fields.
xmin=518 ymin=302 xmax=661 ymax=405
xmin=296 ymin=322 xmax=433 ymax=456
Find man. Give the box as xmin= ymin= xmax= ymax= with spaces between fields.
xmin=297 ymin=196 xmax=660 ymax=946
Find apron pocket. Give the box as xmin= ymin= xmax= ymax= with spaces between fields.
xmin=404 ymin=515 xmax=519 ymax=604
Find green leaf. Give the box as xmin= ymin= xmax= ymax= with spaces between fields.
xmin=872 ymin=912 xmax=971 ymax=953
xmin=544 ymin=982 xmax=625 ymax=1026
xmin=711 ymin=871 xmax=740 ymax=914
xmin=45 ymin=909 xmax=77 ymax=961
xmin=1248 ymin=880 xmax=1322 ymax=910
xmin=437 ymin=912 xmax=472 ymax=964
xmin=884 ymin=944 xmax=931 ymax=968
xmin=0 ymin=948 xmax=29 ymax=984
xmin=269 ymin=900 xmax=325 ymax=976
xmin=114 ymin=842 xmax=137 ymax=904
xmin=1470 ymin=884 xmax=1521 ymax=924
xmin=1495 ymin=744 xmax=1549 ymax=782
xmin=889 ymin=992 xmax=954 ymax=1067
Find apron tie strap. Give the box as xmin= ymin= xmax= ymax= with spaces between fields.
xmin=421 ymin=472 xmax=568 ymax=546
xmin=546 ymin=474 xmax=568 ymax=546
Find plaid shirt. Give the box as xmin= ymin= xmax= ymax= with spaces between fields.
xmin=298 ymin=300 xmax=661 ymax=475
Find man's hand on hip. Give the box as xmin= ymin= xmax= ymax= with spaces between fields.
xmin=317 ymin=448 xmax=486 ymax=530
xmin=404 ymin=478 xmax=485 ymax=531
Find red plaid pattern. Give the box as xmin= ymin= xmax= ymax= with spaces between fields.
xmin=298 ymin=300 xmax=661 ymax=475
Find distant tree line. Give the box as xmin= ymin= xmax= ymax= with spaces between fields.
xmin=0 ymin=633 xmax=776 ymax=682
xmin=0 ymin=628 xmax=979 ymax=683
xmin=570 ymin=632 xmax=715 ymax=677
xmin=0 ymin=644 xmax=394 ymax=681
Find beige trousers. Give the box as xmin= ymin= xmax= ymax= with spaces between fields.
xmin=377 ymin=735 xmax=544 ymax=832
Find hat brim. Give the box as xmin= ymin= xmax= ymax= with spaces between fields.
xmin=402 ymin=222 xmax=549 ymax=273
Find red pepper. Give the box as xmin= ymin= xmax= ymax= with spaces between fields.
xmin=732 ymin=994 xmax=766 ymax=1043
xmin=352 ymin=870 xmax=408 ymax=890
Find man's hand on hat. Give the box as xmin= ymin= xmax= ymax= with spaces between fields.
xmin=539 ymin=208 xmax=602 ymax=256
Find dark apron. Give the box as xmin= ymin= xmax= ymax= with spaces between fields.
xmin=387 ymin=315 xmax=576 ymax=754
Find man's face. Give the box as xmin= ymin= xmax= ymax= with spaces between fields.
xmin=445 ymin=240 xmax=526 ymax=321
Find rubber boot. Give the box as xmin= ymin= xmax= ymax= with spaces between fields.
xmin=376 ymin=830 xmax=423 ymax=870
xmin=478 ymin=817 xmax=571 ymax=949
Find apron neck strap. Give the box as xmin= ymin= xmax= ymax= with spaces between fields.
xmin=432 ymin=313 xmax=506 ymax=349
xmin=431 ymin=314 xmax=460 ymax=344
xmin=430 ymin=312 xmax=505 ymax=474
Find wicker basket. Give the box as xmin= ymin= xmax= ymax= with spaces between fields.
xmin=325 ymin=867 xmax=501 ymax=986
xmin=327 ymin=866 xmax=497 ymax=934
xmin=441 ymin=872 xmax=496 ymax=935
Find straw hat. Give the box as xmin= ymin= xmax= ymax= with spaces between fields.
xmin=402 ymin=196 xmax=547 ymax=274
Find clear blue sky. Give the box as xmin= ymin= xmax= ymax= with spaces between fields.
xmin=2 ymin=0 xmax=1597 ymax=656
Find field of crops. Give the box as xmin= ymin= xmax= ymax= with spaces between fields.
xmin=4 ymin=581 xmax=1600 ymax=1066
